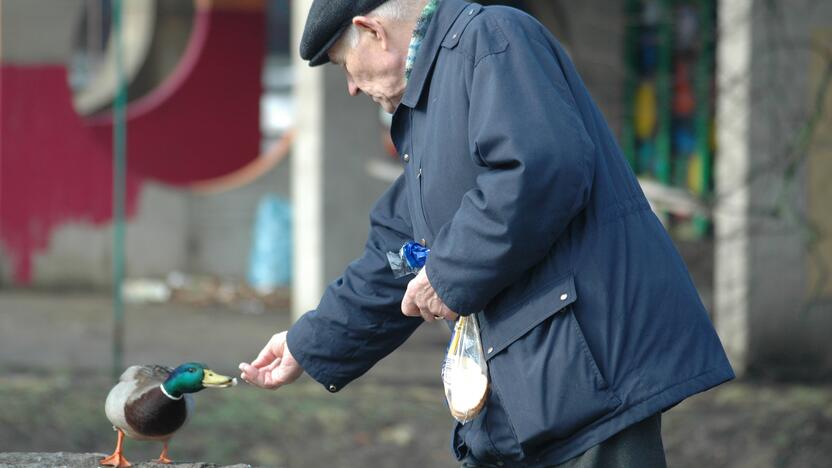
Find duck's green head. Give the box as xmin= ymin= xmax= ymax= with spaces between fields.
xmin=162 ymin=362 xmax=236 ymax=398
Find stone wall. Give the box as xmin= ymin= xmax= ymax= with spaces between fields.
xmin=0 ymin=452 xmax=257 ymax=468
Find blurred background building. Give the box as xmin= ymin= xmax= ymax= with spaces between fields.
xmin=1 ymin=0 xmax=831 ymax=380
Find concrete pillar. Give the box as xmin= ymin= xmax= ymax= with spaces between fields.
xmin=291 ymin=0 xmax=325 ymax=320
xmin=715 ymin=0 xmax=832 ymax=378
xmin=714 ymin=0 xmax=753 ymax=375
xmin=290 ymin=1 xmax=394 ymax=320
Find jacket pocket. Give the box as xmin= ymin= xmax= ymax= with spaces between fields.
xmin=417 ymin=162 xmax=435 ymax=234
xmin=484 ymin=277 xmax=621 ymax=452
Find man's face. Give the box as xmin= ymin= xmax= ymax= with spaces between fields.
xmin=328 ymin=22 xmax=407 ymax=113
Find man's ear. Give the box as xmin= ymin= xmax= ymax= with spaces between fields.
xmin=352 ymin=16 xmax=389 ymax=49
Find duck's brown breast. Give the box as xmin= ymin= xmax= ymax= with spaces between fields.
xmin=125 ymin=386 xmax=188 ymax=437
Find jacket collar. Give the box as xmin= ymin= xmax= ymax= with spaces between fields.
xmin=399 ymin=0 xmax=479 ymax=108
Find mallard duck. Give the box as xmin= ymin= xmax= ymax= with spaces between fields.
xmin=101 ymin=362 xmax=236 ymax=467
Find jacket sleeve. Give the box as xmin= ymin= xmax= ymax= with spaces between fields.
xmin=286 ymin=174 xmax=422 ymax=392
xmin=426 ymin=35 xmax=596 ymax=315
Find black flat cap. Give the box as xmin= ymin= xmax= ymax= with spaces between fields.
xmin=300 ymin=0 xmax=388 ymax=66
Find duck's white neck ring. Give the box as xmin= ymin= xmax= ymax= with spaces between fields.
xmin=159 ymin=384 xmax=183 ymax=400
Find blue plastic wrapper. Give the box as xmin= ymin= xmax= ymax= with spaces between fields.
xmin=387 ymin=241 xmax=430 ymax=278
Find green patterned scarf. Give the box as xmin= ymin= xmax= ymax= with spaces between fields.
xmin=405 ymin=0 xmax=441 ymax=81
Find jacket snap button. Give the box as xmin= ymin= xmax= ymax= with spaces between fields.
xmin=403 ymin=153 xmax=410 ymax=163
xmin=328 ymin=384 xmax=337 ymax=392
xmin=469 ymin=9 xmax=474 ymax=15
xmin=560 ymin=293 xmax=568 ymax=301
xmin=452 ymin=33 xmax=458 ymax=39
xmin=487 ymin=347 xmax=494 ymax=354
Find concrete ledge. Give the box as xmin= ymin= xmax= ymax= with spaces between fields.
xmin=0 ymin=453 xmax=257 ymax=468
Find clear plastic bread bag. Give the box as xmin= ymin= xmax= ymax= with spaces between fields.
xmin=442 ymin=315 xmax=488 ymax=423
xmin=388 ymin=241 xmax=488 ymax=424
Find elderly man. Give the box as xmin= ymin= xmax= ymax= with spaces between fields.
xmin=240 ymin=0 xmax=734 ymax=466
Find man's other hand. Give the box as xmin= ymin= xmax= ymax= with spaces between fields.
xmin=239 ymin=331 xmax=303 ymax=390
xmin=401 ymin=268 xmax=459 ymax=322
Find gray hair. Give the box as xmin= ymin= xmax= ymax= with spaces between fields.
xmin=341 ymin=0 xmax=424 ymax=48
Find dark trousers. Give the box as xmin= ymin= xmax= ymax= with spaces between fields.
xmin=461 ymin=413 xmax=667 ymax=468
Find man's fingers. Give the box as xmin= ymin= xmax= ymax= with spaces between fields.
xmin=404 ymin=290 xmax=444 ymax=321
xmin=250 ymin=351 xmax=276 ymax=369
xmin=419 ymin=305 xmax=438 ymax=322
xmin=421 ymin=291 xmax=448 ymax=321
xmin=271 ymin=367 xmax=293 ymax=387
xmin=438 ymin=302 xmax=458 ymax=320
xmin=262 ymin=357 xmax=283 ymax=373
xmin=239 ymin=362 xmax=280 ymax=389
xmin=401 ymin=270 xmax=456 ymax=321
xmin=239 ymin=333 xmax=303 ymax=391
xmin=239 ymin=363 xmax=270 ymax=387
xmin=273 ymin=359 xmax=303 ymax=387
xmin=401 ymin=272 xmax=427 ymax=316
xmin=259 ymin=371 xmax=280 ymax=389
xmin=428 ymin=296 xmax=446 ymax=320
xmin=401 ymin=293 xmax=420 ymax=317
xmin=251 ymin=364 xmax=292 ymax=389
xmin=250 ymin=333 xmax=286 ymax=367
xmin=238 ymin=363 xmax=262 ymax=384
xmin=250 ymin=338 xmax=278 ymax=367
xmin=239 ymin=362 xmax=266 ymax=380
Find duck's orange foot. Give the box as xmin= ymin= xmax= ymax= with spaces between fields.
xmin=154 ymin=442 xmax=174 ymax=464
xmin=153 ymin=455 xmax=174 ymax=464
xmin=100 ymin=452 xmax=132 ymax=468
xmin=102 ymin=429 xmax=131 ymax=467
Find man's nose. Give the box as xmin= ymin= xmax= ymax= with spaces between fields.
xmin=347 ymin=79 xmax=360 ymax=96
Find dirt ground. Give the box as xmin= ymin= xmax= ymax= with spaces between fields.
xmin=1 ymin=290 xmax=831 ymax=468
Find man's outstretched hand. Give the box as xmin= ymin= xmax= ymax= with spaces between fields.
xmin=401 ymin=268 xmax=460 ymax=322
xmin=239 ymin=331 xmax=304 ymax=390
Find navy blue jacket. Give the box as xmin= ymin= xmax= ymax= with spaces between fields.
xmin=287 ymin=0 xmax=734 ymax=465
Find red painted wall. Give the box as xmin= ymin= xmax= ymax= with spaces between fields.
xmin=0 ymin=66 xmax=143 ymax=284
xmin=0 ymin=7 xmax=264 ymax=284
